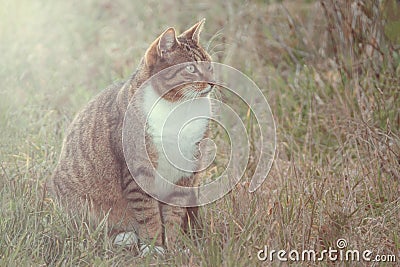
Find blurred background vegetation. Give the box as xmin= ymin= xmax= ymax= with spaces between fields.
xmin=0 ymin=0 xmax=399 ymax=265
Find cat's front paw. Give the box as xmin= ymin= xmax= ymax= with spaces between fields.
xmin=139 ymin=244 xmax=165 ymax=257
xmin=113 ymin=231 xmax=139 ymax=246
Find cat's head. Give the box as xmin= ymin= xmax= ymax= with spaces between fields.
xmin=143 ymin=19 xmax=214 ymax=102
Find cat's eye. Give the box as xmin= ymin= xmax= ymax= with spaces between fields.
xmin=186 ymin=64 xmax=195 ymax=73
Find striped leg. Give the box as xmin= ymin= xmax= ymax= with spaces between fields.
xmin=120 ymin=167 xmax=164 ymax=249
xmin=160 ymin=203 xmax=189 ymax=250
xmin=160 ymin=188 xmax=199 ymax=250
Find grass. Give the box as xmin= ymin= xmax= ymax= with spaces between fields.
xmin=1 ymin=0 xmax=399 ymax=266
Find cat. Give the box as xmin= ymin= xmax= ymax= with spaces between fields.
xmin=47 ymin=19 xmax=214 ymax=255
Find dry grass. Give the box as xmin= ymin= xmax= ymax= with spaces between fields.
xmin=0 ymin=0 xmax=399 ymax=266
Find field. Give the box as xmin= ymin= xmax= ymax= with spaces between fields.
xmin=0 ymin=0 xmax=399 ymax=266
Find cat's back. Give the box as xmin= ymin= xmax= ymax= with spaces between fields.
xmin=73 ymin=81 xmax=124 ymax=128
xmin=62 ymin=81 xmax=125 ymax=156
xmin=48 ymin=81 xmax=127 ymax=201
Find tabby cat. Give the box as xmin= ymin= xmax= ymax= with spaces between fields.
xmin=47 ymin=19 xmax=214 ymax=255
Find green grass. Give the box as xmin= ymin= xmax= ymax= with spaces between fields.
xmin=1 ymin=0 xmax=399 ymax=266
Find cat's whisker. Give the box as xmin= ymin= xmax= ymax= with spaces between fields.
xmin=211 ymin=86 xmax=222 ymax=102
xmin=217 ymin=81 xmax=229 ymax=88
xmin=170 ymin=87 xmax=181 ymax=100
xmin=171 ymin=86 xmax=187 ymax=101
xmin=209 ymin=43 xmax=225 ymax=54
xmin=185 ymin=88 xmax=197 ymax=103
xmin=210 ymin=49 xmax=225 ymax=58
xmin=206 ymin=28 xmax=224 ymax=52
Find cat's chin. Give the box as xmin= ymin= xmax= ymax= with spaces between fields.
xmin=199 ymin=84 xmax=213 ymax=96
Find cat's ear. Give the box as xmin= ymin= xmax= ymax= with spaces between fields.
xmin=145 ymin=27 xmax=179 ymax=66
xmin=158 ymin=27 xmax=179 ymax=56
xmin=180 ymin=18 xmax=205 ymax=44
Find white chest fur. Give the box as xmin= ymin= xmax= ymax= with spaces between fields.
xmin=142 ymin=84 xmax=210 ymax=196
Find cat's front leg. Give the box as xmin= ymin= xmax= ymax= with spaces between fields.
xmin=160 ymin=189 xmax=199 ymax=250
xmin=160 ymin=203 xmax=190 ymax=250
xmin=120 ymin=167 xmax=164 ymax=251
xmin=128 ymin=196 xmax=164 ymax=246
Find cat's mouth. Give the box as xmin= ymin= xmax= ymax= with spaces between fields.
xmin=176 ymin=83 xmax=214 ymax=100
